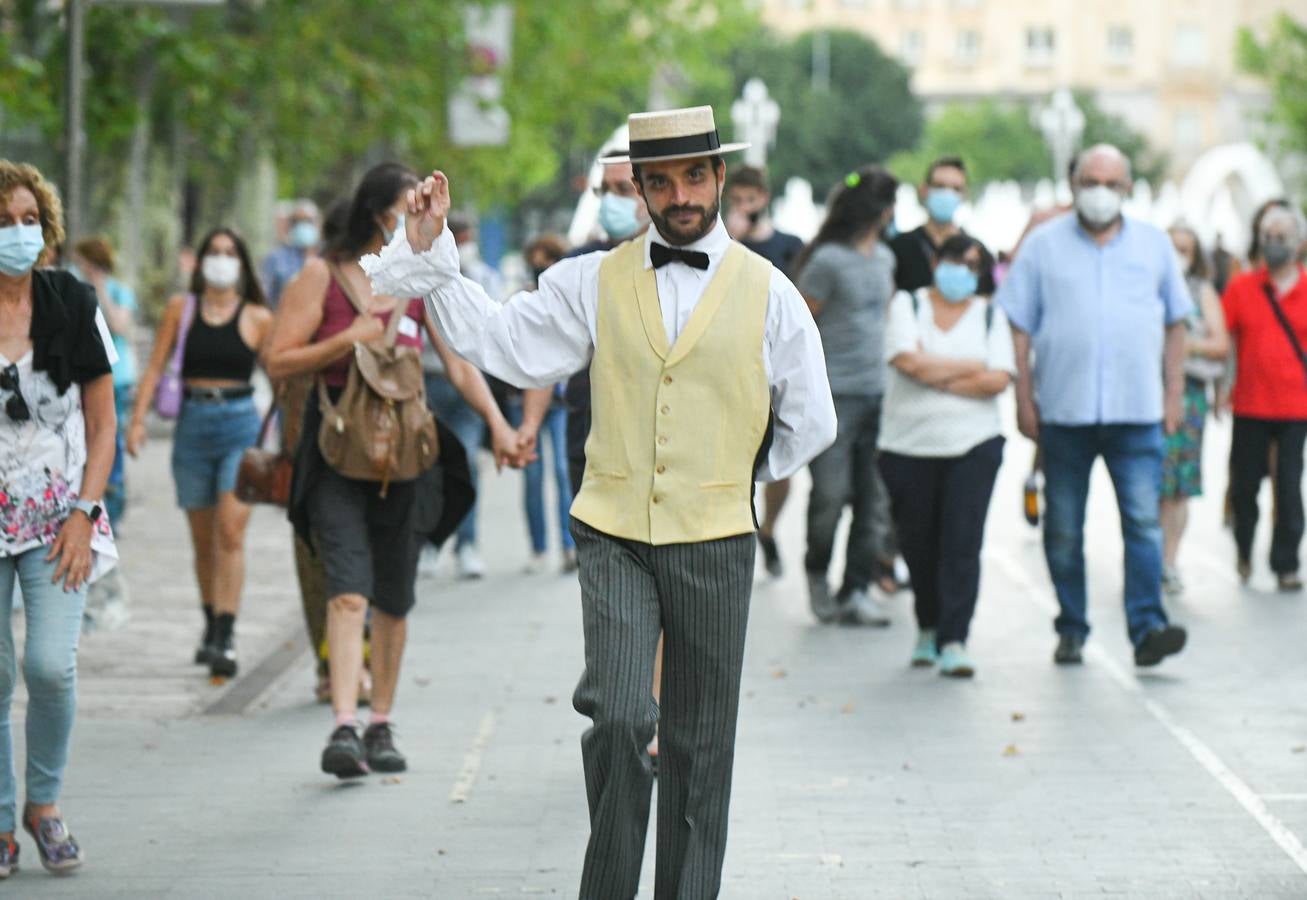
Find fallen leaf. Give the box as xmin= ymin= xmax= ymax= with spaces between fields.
xmin=544 ymin=696 xmax=557 ymax=704
xmin=1003 ymin=744 xmax=1020 ymax=757
xmin=1011 ymin=712 xmax=1026 ymax=722
xmin=382 ymin=776 xmax=403 ymax=785
xmin=414 ymin=677 xmax=432 ymax=687
xmin=840 ymin=703 xmax=855 ymax=714
xmin=1292 ymin=746 xmax=1306 ymax=754
xmin=772 ymin=668 xmax=788 ymax=679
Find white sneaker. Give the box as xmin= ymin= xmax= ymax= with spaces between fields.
xmin=417 ymin=545 xmax=442 ymax=579
xmin=456 ymin=544 xmax=485 ymax=580
xmin=838 ymin=587 xmax=892 ymax=627
xmin=523 ymin=553 xmax=548 ymax=575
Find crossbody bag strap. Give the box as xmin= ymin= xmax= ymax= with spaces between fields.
xmin=1261 ymin=282 xmax=1307 ymax=385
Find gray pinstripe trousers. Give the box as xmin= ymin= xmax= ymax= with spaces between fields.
xmin=570 ymin=518 xmax=755 ymax=900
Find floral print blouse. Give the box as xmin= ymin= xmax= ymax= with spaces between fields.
xmin=0 ymin=350 xmax=117 ymax=579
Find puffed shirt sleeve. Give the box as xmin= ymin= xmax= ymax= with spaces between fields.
xmin=362 ymin=227 xmax=594 ymax=389
xmin=994 ymin=243 xmax=1041 ymax=334
xmin=760 ymin=270 xmax=837 ymax=482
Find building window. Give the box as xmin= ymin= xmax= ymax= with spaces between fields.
xmin=1106 ymin=26 xmax=1133 ymax=66
xmin=951 ymin=0 xmax=981 ymax=7
xmin=1172 ymin=25 xmax=1208 ymax=67
xmin=895 ymin=0 xmax=924 ymax=10
xmin=839 ymin=0 xmax=871 ymax=7
xmin=1025 ymin=27 xmax=1055 ymax=67
xmin=899 ymin=30 xmax=924 ymax=67
xmin=955 ymin=29 xmax=980 ymax=66
xmin=1173 ymin=109 xmax=1204 ymax=153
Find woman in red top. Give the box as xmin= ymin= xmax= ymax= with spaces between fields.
xmin=266 ymin=163 xmax=523 ymax=778
xmin=1223 ymin=206 xmax=1307 ymax=590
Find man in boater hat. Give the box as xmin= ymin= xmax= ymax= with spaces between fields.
xmin=363 ymin=105 xmax=836 ymax=899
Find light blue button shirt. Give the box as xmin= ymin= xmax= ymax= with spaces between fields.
xmin=996 ymin=213 xmax=1193 ymax=425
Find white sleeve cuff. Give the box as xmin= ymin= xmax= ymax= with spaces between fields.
xmin=360 ymin=227 xmax=459 ymax=297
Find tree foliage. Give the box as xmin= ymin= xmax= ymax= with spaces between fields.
xmin=888 ymin=91 xmax=1165 ymax=189
xmin=1238 ymin=13 xmax=1307 ymax=158
xmin=0 ymin=0 xmax=757 ymax=223
xmin=700 ymin=28 xmax=922 ymax=200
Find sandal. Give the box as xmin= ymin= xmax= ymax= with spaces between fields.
xmin=23 ymin=814 xmax=82 ymax=873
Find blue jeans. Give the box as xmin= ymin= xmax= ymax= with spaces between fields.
xmin=171 ymin=395 xmax=261 ymax=509
xmin=0 ymin=550 xmax=87 ymax=833
xmin=508 ymin=402 xmax=575 ymax=554
xmin=1041 ymin=423 xmax=1169 ymax=646
xmin=426 ymin=375 xmax=485 ymax=549
xmin=105 ymin=386 xmax=135 ymax=524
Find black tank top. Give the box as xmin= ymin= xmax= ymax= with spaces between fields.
xmin=181 ymin=299 xmax=257 ymax=382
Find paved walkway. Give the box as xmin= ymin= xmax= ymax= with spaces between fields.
xmin=10 ymin=413 xmax=1307 ymax=898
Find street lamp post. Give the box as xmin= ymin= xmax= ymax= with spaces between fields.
xmin=62 ymin=0 xmax=224 ymax=245
xmin=731 ymin=79 xmax=780 ymax=169
xmin=1037 ymin=88 xmax=1086 ymax=187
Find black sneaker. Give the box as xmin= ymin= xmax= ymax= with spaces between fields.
xmin=362 ymin=722 xmax=407 ymax=773
xmin=1053 ymin=634 xmax=1084 ymax=665
xmin=757 ymin=533 xmax=783 ymax=578
xmin=209 ymin=635 xmax=238 ymax=678
xmin=1134 ymin=625 xmax=1187 ymax=667
xmin=194 ymin=623 xmax=214 ymax=665
xmin=321 ymin=725 xmax=369 ymax=778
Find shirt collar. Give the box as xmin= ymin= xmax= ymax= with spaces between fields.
xmin=642 ymin=216 xmax=730 ymax=270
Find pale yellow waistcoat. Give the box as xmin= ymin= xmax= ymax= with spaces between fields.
xmin=570 ymin=238 xmax=773 ymax=546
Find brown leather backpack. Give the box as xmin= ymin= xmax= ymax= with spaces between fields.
xmin=317 ymin=265 xmax=439 ymax=496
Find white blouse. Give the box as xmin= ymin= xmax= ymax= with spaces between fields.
xmin=879 ymin=289 xmax=1016 ymax=458
xmin=0 ymin=351 xmax=117 ymax=579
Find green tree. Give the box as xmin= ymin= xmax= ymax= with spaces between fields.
xmin=1238 ymin=13 xmax=1307 ymax=156
xmin=887 ymin=92 xmax=1165 ymax=190
xmin=702 ymin=28 xmax=922 ymax=199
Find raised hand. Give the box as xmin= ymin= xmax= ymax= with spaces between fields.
xmin=405 ymin=170 xmax=452 ymax=254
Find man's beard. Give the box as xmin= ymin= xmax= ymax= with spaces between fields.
xmin=649 ymin=197 xmax=720 ymax=246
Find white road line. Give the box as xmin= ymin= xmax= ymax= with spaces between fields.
xmin=987 ymin=551 xmax=1307 ymax=877
xmin=1262 ymin=795 xmax=1307 ymax=802
xmin=449 ymin=711 xmax=498 ymax=804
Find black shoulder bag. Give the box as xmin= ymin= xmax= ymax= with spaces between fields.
xmin=1261 ymin=282 xmax=1307 ymax=386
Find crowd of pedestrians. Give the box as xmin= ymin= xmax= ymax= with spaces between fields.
xmin=0 ymin=106 xmax=1303 ymax=890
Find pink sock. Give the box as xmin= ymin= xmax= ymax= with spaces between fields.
xmin=369 ymin=712 xmax=390 ymax=726
xmin=335 ymin=712 xmax=358 ymax=729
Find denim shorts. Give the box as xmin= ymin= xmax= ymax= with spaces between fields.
xmin=171 ymin=395 xmax=261 ymax=509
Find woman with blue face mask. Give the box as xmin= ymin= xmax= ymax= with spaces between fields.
xmin=877 ymin=234 xmax=1015 ymax=678
xmin=0 ymin=160 xmax=120 ymax=876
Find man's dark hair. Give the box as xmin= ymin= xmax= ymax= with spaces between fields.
xmin=924 ymin=156 xmax=967 ymax=186
xmin=725 ymin=165 xmax=769 ymax=195
xmin=632 ymin=154 xmax=724 ymax=187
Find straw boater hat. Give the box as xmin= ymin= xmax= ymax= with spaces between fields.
xmin=603 ymin=106 xmax=750 ymax=165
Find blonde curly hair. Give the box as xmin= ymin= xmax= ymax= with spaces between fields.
xmin=0 ymin=160 xmax=65 ymax=250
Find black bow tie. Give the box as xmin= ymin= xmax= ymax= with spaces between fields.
xmin=650 ymin=242 xmax=710 ymax=271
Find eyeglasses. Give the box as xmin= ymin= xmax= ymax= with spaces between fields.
xmin=0 ymin=364 xmax=30 ymax=423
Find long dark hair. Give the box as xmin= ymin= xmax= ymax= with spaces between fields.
xmin=191 ymin=227 xmax=266 ymax=304
xmin=1168 ymin=224 xmax=1211 ymax=281
xmin=794 ymin=165 xmax=898 ymax=276
xmin=324 ymin=162 xmax=420 ymax=262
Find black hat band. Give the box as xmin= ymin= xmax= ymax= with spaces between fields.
xmin=628 ymin=130 xmax=721 ymax=160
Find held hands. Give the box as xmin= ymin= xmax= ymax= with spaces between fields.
xmin=405 ymin=171 xmax=452 ymax=254
xmin=47 ymin=512 xmax=93 ymax=592
xmin=489 ymin=421 xmax=539 ymax=472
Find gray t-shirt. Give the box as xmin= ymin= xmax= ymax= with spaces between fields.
xmin=797 ymin=241 xmax=894 ymax=396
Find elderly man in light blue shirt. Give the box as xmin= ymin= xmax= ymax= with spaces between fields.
xmin=997 ymin=144 xmax=1192 ymax=669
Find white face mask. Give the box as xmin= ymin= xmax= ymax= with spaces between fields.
xmin=202 ymin=254 xmax=241 ymax=289
xmin=1075 ymin=186 xmax=1123 ymax=229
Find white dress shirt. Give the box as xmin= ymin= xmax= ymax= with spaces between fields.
xmin=362 ymin=218 xmax=837 ymax=481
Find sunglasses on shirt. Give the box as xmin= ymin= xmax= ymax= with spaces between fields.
xmin=0 ymin=364 xmax=30 ymax=423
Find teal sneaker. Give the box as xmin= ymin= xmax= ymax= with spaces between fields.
xmin=910 ymin=630 xmax=937 ymax=667
xmin=938 ymin=642 xmax=975 ymax=679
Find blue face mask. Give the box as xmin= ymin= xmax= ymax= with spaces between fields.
xmin=381 ymin=213 xmax=405 ymax=244
xmin=290 ymin=221 xmax=319 ymax=249
xmin=884 ymin=219 xmax=899 ymax=241
xmin=935 ymin=262 xmax=978 ymax=302
xmin=0 ymin=223 xmax=45 ymax=277
xmin=598 ymin=193 xmax=641 ymax=240
xmin=924 ymin=188 xmax=962 ymax=224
